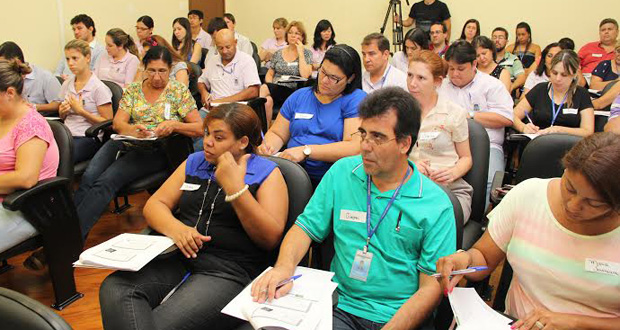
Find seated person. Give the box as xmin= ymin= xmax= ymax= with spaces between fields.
xmin=0 ymin=41 xmax=61 ymax=113
xmin=172 ymin=17 xmax=202 ymax=64
xmin=55 ymin=14 xmax=105 ymax=79
xmin=459 ymin=19 xmax=480 ymax=44
xmin=439 ymin=40 xmax=513 ymax=205
xmin=493 ymin=27 xmax=526 ymax=94
xmin=362 ymin=33 xmax=408 ymax=94
xmin=137 ymin=35 xmax=189 ymax=87
xmin=252 ymin=87 xmax=456 ymax=330
xmin=58 ymin=39 xmax=113 ymax=163
xmin=578 ymin=18 xmax=618 ymax=74
xmin=437 ymin=132 xmax=620 ymax=329
xmin=590 ymin=40 xmax=620 ymax=90
xmin=188 ymin=10 xmax=211 ymax=49
xmin=74 ymin=46 xmax=202 ymax=237
xmin=223 ymin=13 xmax=254 ymax=57
xmin=513 ymin=50 xmax=594 ymax=137
xmin=522 ymin=42 xmax=561 ymax=97
xmin=94 ymin=28 xmax=140 ymax=88
xmin=197 ymin=29 xmax=260 ymax=106
xmin=135 ymin=16 xmax=154 ymax=58
xmin=407 ymin=50 xmax=473 ymax=222
xmin=473 ymin=36 xmax=511 ymax=91
xmin=260 ymin=17 xmax=289 ymax=65
xmin=429 ymin=21 xmax=449 ymax=57
xmin=604 ymin=94 xmax=620 ymax=133
xmin=392 ymin=28 xmax=429 ymax=72
xmin=259 ymin=21 xmax=312 ymax=122
xmin=505 ymin=22 xmax=541 ymax=70
xmin=0 ymin=59 xmax=59 ymax=258
xmin=310 ymin=19 xmax=336 ymax=70
xmin=257 ymin=45 xmax=366 ymax=187
xmin=99 ymin=103 xmax=288 ymax=330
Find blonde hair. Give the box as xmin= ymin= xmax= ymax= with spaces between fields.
xmin=285 ymin=21 xmax=307 ymax=45
xmin=64 ymin=39 xmax=91 ymax=58
xmin=549 ymin=49 xmax=580 ymax=107
xmin=410 ymin=50 xmax=448 ymax=79
xmin=106 ymin=28 xmax=139 ymax=57
xmin=273 ymin=17 xmax=288 ymax=29
xmin=0 ymin=59 xmax=32 ymax=94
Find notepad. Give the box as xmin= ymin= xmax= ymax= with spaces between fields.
xmin=449 ymin=288 xmax=512 ymax=330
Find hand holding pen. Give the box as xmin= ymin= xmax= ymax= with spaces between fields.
xmin=522 ymin=111 xmax=539 ymax=134
xmin=435 ymin=250 xmax=490 ymax=296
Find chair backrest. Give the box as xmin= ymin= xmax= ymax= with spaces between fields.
xmin=55 ymin=76 xmax=64 ymax=86
xmin=462 ymin=119 xmax=490 ymax=223
xmin=101 ymin=80 xmax=123 ymax=114
xmin=47 ymin=121 xmax=74 ymax=180
xmin=250 ymin=41 xmax=261 ymax=71
xmin=594 ymin=113 xmax=609 ymax=132
xmin=247 ymin=98 xmax=268 ymax=133
xmin=187 ymin=62 xmax=203 ymax=108
xmin=514 ymin=134 xmax=581 ymax=183
xmin=439 ymin=185 xmax=464 ymax=250
xmin=0 ymin=287 xmax=72 ymax=330
xmin=200 ymin=48 xmax=208 ymax=70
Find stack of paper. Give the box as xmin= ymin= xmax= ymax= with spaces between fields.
xmin=111 ymin=134 xmax=157 ymax=141
xmin=448 ymin=288 xmax=513 ymax=330
xmin=222 ymin=266 xmax=338 ymax=330
xmin=73 ymin=233 xmax=175 ymax=271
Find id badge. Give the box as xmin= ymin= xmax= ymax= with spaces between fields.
xmin=164 ymin=103 xmax=171 ymax=120
xmin=349 ymin=250 xmax=373 ymax=282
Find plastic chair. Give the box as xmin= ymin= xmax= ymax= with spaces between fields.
xmin=0 ymin=287 xmax=72 ymax=329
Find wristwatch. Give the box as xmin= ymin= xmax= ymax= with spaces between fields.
xmin=303 ymin=145 xmax=312 ymax=158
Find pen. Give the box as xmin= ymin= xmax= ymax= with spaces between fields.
xmin=395 ymin=211 xmax=402 ymax=232
xmin=524 ymin=110 xmax=534 ymax=125
xmin=275 ymin=274 xmax=302 ymax=289
xmin=430 ymin=266 xmax=488 ymax=278
xmin=161 ymin=272 xmax=191 ymax=304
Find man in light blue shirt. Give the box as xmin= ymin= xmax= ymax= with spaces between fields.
xmin=55 ymin=14 xmax=104 ymax=79
xmin=252 ymin=87 xmax=456 ymax=329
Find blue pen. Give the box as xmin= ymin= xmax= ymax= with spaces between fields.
xmin=161 ymin=272 xmax=191 ymax=304
xmin=275 ymin=274 xmax=302 ymax=289
xmin=430 ymin=266 xmax=488 ymax=278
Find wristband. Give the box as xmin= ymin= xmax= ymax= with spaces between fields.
xmin=225 ymin=184 xmax=249 ymax=202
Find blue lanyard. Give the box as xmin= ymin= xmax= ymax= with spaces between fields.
xmin=221 ymin=63 xmax=237 ymax=75
xmin=364 ymin=166 xmax=411 ymax=253
xmin=550 ymin=84 xmax=569 ymax=126
xmin=379 ymin=65 xmax=392 ymax=89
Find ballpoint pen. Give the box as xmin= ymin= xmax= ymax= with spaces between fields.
xmin=430 ymin=266 xmax=488 ymax=278
xmin=275 ymin=274 xmax=302 ymax=289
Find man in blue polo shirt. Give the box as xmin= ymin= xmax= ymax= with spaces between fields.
xmin=252 ymin=87 xmax=456 ymax=329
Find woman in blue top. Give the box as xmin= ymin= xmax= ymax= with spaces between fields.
xmin=258 ymin=44 xmax=366 ymax=186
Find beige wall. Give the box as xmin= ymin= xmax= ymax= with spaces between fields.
xmin=0 ymin=0 xmax=189 ymax=71
xmin=228 ymin=0 xmax=619 ymax=54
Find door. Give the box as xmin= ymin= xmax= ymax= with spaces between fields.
xmin=189 ymin=0 xmax=225 ymax=27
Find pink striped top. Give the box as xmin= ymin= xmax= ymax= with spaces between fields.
xmin=487 ymin=178 xmax=620 ymax=320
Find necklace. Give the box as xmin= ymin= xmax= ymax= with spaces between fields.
xmin=194 ymin=177 xmax=222 ymax=236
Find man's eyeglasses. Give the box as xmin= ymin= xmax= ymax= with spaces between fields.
xmin=146 ymin=69 xmax=169 ymax=77
xmin=351 ymin=131 xmax=397 ymax=146
xmin=319 ymin=67 xmax=345 ymax=84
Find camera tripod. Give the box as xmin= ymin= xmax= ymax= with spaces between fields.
xmin=380 ymin=0 xmax=408 ymax=52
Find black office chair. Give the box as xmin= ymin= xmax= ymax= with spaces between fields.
xmin=250 ymin=41 xmax=261 ymax=72
xmin=0 ymin=121 xmax=83 ymax=310
xmin=247 ymin=98 xmax=268 ymax=133
xmin=73 ymin=80 xmax=123 ymax=177
xmin=490 ymin=134 xmax=581 ymax=312
xmin=55 ymin=76 xmax=64 ymax=85
xmin=461 ymin=119 xmax=490 ymax=249
xmin=188 ymin=62 xmax=203 ymax=109
xmin=200 ymin=47 xmax=209 ymax=70
xmin=594 ymin=112 xmax=609 ymax=132
xmin=0 ymin=287 xmax=72 ymax=330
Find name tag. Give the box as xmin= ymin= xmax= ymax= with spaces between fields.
xmin=563 ymin=108 xmax=578 ymax=115
xmin=164 ymin=103 xmax=171 ymax=120
xmin=339 ymin=210 xmax=366 ymax=223
xmin=294 ymin=112 xmax=314 ymax=120
xmin=287 ymin=62 xmax=299 ymax=67
xmin=592 ymin=53 xmax=603 ymax=58
xmin=180 ymin=182 xmax=201 ymax=191
xmin=585 ymin=258 xmax=620 ymax=276
xmin=419 ymin=131 xmax=440 ymax=141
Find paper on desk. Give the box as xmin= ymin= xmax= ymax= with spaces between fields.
xmin=512 ymin=133 xmax=540 ymax=140
xmin=449 ymin=288 xmax=512 ymax=330
xmin=111 ymin=134 xmax=157 ymax=141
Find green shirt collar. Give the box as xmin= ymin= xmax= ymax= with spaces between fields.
xmin=351 ymin=157 xmax=423 ymax=199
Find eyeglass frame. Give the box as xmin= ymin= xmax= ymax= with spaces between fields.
xmin=351 ymin=130 xmax=398 ymax=146
xmin=145 ymin=68 xmax=170 ymax=77
xmin=319 ymin=66 xmax=346 ymax=85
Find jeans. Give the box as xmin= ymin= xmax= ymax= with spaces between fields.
xmin=486 ymin=147 xmax=506 ymax=207
xmin=333 ymin=308 xmax=385 ymax=330
xmin=99 ymin=254 xmax=245 ymax=330
xmin=72 ymin=136 xmax=100 ymax=164
xmin=74 ymin=140 xmax=167 ymax=237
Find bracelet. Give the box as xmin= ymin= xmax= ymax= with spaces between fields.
xmin=225 ymin=184 xmax=249 ymax=202
xmin=456 ymin=249 xmax=466 ymax=254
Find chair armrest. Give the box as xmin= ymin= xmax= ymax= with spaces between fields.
xmin=2 ymin=177 xmax=70 ymax=211
xmin=489 ymin=170 xmax=506 ymax=206
xmin=85 ymin=120 xmax=113 ymax=138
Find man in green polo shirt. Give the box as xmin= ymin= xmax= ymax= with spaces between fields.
xmin=493 ymin=27 xmax=526 ymax=93
xmin=252 ymin=87 xmax=456 ymax=329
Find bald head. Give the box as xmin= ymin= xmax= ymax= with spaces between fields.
xmin=215 ymin=28 xmax=237 ymax=63
xmin=215 ymin=29 xmax=235 ymax=44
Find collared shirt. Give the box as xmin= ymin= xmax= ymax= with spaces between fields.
xmin=430 ymin=43 xmax=449 ymax=57
xmin=235 ymin=32 xmax=254 ymax=56
xmin=58 ymin=73 xmax=112 ymax=136
xmin=578 ymin=41 xmax=616 ymax=73
xmin=23 ymin=64 xmax=62 ymax=105
xmin=198 ymin=50 xmax=260 ymax=100
xmin=362 ymin=64 xmax=408 ymax=94
xmin=610 ymin=94 xmax=620 ymax=119
xmin=524 ymin=71 xmax=549 ymax=91
xmin=438 ymin=70 xmax=514 ymax=150
xmin=94 ymin=51 xmax=140 ymax=88
xmin=498 ymin=52 xmax=525 ymax=81
xmin=55 ymin=39 xmax=105 ymax=76
xmin=194 ymin=29 xmax=212 ymax=49
xmin=391 ymin=51 xmax=409 ymax=73
xmin=295 ymin=155 xmax=456 ymax=323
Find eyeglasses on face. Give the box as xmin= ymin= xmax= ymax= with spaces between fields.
xmin=351 ymin=130 xmax=397 ymax=146
xmin=319 ymin=67 xmax=345 ymax=84
xmin=145 ymin=68 xmax=169 ymax=76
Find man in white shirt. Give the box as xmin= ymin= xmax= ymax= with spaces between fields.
xmin=223 ymin=13 xmax=254 ymax=56
xmin=361 ymin=33 xmax=408 ymax=94
xmin=55 ymin=14 xmax=104 ymax=79
xmin=438 ymin=40 xmax=514 ymax=204
xmin=188 ymin=9 xmax=212 ymax=49
xmin=198 ymin=29 xmax=260 ymax=106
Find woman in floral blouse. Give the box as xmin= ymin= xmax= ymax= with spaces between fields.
xmin=74 ymin=46 xmax=202 ymax=238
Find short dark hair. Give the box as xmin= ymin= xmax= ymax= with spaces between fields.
xmin=599 ymin=18 xmax=618 ymax=29
xmin=319 ymin=44 xmax=363 ymax=95
xmin=0 ymin=42 xmax=25 ymax=63
xmin=207 ymin=17 xmax=228 ymax=35
xmin=404 ymin=28 xmax=430 ymax=49
xmin=558 ymin=37 xmax=575 ymax=51
xmin=362 ymin=33 xmax=390 ymax=53
xmin=430 ymin=21 xmax=447 ymax=33
xmin=444 ymin=40 xmax=477 ymax=64
xmin=472 ymin=36 xmax=497 ymax=61
xmin=137 ymin=15 xmax=154 ymax=29
xmin=188 ymin=9 xmax=204 ymax=20
xmin=492 ymin=27 xmax=508 ymax=38
xmin=223 ymin=13 xmax=236 ymax=24
xmin=70 ymin=14 xmax=96 ymax=36
xmin=358 ymin=87 xmax=421 ymax=155
xmin=142 ymin=45 xmax=173 ymax=68
xmin=205 ymin=103 xmax=263 ymax=154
